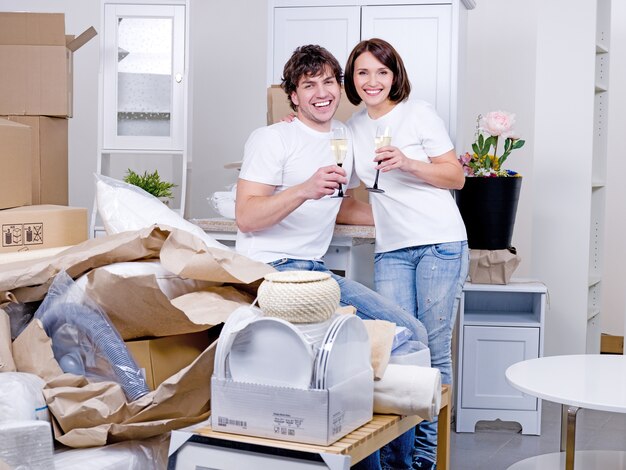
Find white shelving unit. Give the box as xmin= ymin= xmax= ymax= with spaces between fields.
xmin=455 ymin=280 xmax=547 ymax=435
xmin=587 ymin=0 xmax=611 ymax=353
xmin=91 ymin=0 xmax=190 ymax=237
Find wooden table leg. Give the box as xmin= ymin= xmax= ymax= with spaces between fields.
xmin=436 ymin=385 xmax=450 ymax=470
xmin=561 ymin=404 xmax=580 ymax=470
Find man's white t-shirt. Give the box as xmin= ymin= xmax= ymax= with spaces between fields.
xmin=236 ymin=119 xmax=356 ymax=263
xmin=348 ymin=100 xmax=467 ymax=253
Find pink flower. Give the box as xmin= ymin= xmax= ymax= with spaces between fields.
xmin=480 ymin=111 xmax=516 ymax=138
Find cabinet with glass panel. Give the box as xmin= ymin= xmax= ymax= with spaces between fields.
xmin=92 ymin=0 xmax=189 ymax=236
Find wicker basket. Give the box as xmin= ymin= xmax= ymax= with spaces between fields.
xmin=257 ymin=271 xmax=341 ymax=323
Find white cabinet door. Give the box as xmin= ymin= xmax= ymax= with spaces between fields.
xmin=102 ymin=3 xmax=186 ymax=151
xmin=361 ymin=4 xmax=452 ymax=133
xmin=462 ymin=325 xmax=539 ymax=411
xmin=272 ymin=6 xmax=361 ymax=84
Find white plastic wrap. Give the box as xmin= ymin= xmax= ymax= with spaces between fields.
xmin=0 ymin=372 xmax=49 ymax=422
xmin=53 ymin=433 xmax=169 ymax=470
xmin=0 ymin=420 xmax=55 ymax=470
xmin=95 ymin=174 xmax=229 ymax=250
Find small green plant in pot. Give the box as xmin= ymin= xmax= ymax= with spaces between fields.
xmin=123 ymin=169 xmax=177 ymax=201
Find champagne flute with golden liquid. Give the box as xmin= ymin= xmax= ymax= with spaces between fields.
xmin=330 ymin=127 xmax=349 ymax=198
xmin=366 ymin=126 xmax=392 ymax=193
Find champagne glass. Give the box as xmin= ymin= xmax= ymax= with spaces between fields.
xmin=366 ymin=126 xmax=392 ymax=193
xmin=330 ymin=127 xmax=349 ymax=198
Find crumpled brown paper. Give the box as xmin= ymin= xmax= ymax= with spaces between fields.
xmin=0 ymin=309 xmax=16 ymax=372
xmin=469 ymin=248 xmax=521 ymax=284
xmin=12 ymin=319 xmax=215 ymax=448
xmin=0 ymin=225 xmax=273 ymax=340
xmin=1 ymin=225 xmax=276 ymax=448
xmin=0 ymin=225 xmax=275 ymax=303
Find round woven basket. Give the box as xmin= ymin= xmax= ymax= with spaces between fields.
xmin=257 ymin=271 xmax=340 ymax=323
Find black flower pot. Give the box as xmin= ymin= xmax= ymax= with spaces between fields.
xmin=454 ymin=177 xmax=522 ymax=250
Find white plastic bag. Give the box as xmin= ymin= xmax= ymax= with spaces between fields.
xmin=95 ymin=174 xmax=230 ymax=250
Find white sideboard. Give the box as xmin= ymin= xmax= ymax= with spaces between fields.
xmin=455 ymin=280 xmax=547 ymax=435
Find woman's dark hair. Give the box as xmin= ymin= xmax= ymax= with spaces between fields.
xmin=281 ymin=44 xmax=343 ymax=111
xmin=344 ymin=38 xmax=411 ymax=106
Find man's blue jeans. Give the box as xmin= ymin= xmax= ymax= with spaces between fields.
xmin=268 ymin=258 xmax=429 ymax=345
xmin=375 ymin=241 xmax=469 ymax=468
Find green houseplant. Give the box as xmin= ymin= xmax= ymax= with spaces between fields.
xmin=455 ymin=111 xmax=526 ymax=250
xmin=123 ymin=169 xmax=177 ymax=201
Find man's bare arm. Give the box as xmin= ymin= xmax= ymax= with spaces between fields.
xmin=236 ymin=165 xmax=347 ymax=233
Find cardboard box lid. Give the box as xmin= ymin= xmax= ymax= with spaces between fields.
xmin=0 ymin=13 xmax=66 ymax=46
xmin=66 ymin=26 xmax=97 ymax=53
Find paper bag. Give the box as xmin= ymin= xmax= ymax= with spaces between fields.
xmin=469 ymin=248 xmax=521 ymax=284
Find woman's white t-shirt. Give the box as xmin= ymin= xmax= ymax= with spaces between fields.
xmin=348 ymin=100 xmax=467 ymax=253
xmin=236 ymin=119 xmax=356 ymax=263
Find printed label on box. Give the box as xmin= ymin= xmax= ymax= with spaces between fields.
xmin=216 ymin=416 xmax=247 ymax=430
xmin=331 ymin=410 xmax=345 ymax=436
xmin=272 ymin=412 xmax=305 ymax=437
xmin=2 ymin=223 xmax=44 ymax=247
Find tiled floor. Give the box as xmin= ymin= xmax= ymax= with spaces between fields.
xmin=449 ymin=400 xmax=626 ymax=469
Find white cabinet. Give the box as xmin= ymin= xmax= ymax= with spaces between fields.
xmin=92 ymin=0 xmax=190 ymax=236
xmin=456 ymin=280 xmax=547 ymax=435
xmin=268 ymin=0 xmax=475 ymax=142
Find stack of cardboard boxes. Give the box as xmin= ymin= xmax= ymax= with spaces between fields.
xmin=0 ymin=12 xmax=96 ymax=254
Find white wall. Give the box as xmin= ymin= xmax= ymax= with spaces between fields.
xmin=187 ymin=0 xmax=268 ymax=218
xmin=603 ymin=0 xmax=626 ymax=336
xmin=462 ymin=0 xmax=538 ymax=278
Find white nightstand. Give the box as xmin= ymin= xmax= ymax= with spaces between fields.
xmin=455 ymin=280 xmax=548 ymax=435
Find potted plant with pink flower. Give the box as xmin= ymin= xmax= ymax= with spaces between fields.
xmin=454 ymin=111 xmax=526 ymax=250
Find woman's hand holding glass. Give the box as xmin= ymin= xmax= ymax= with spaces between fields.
xmin=366 ymin=126 xmax=392 ymax=193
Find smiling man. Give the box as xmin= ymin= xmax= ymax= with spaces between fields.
xmin=235 ymin=44 xmax=429 ymax=368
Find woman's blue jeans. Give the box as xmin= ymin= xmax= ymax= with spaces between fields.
xmin=375 ymin=241 xmax=469 ymax=468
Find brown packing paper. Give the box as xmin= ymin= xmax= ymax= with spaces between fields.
xmin=159 ymin=227 xmax=275 ymax=284
xmin=0 ymin=225 xmax=273 ymax=303
xmin=0 ymin=226 xmax=169 ymax=302
xmin=84 ymin=268 xmax=255 ymax=340
xmin=12 ymin=319 xmax=216 ymax=448
xmin=468 ymin=248 xmax=521 ymax=285
xmin=363 ymin=319 xmax=396 ymax=380
xmin=0 ymin=309 xmax=16 ymax=372
xmin=12 ymin=319 xmax=64 ymax=381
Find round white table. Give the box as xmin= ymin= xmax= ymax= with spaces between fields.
xmin=506 ymin=354 xmax=626 ymax=470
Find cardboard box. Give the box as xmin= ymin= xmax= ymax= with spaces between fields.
xmin=211 ymin=370 xmax=373 ymax=446
xmin=4 ymin=116 xmax=68 ymax=205
xmin=126 ymin=330 xmax=213 ymax=390
xmin=0 ymin=204 xmax=87 ymax=253
xmin=0 ymin=118 xmax=31 ymax=210
xmin=0 ymin=13 xmax=96 ymax=117
xmin=601 ymin=333 xmax=624 ymax=354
